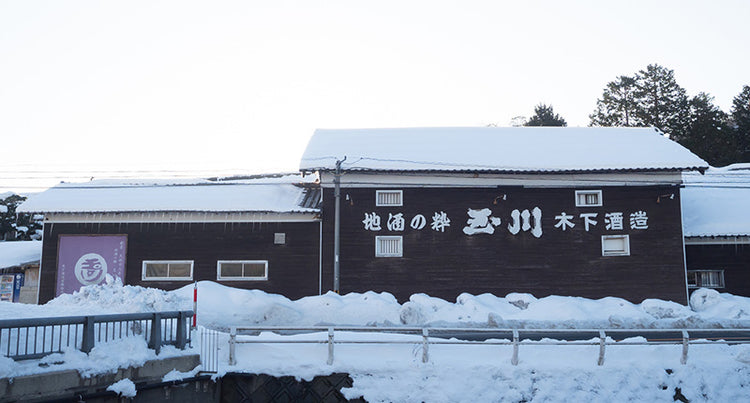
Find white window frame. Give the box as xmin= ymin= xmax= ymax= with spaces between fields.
xmin=687 ymin=270 xmax=725 ymax=289
xmin=575 ymin=190 xmax=603 ymax=207
xmin=142 ymin=260 xmax=194 ymax=281
xmin=601 ymin=235 xmax=630 ymax=256
xmin=376 ymin=190 xmax=403 ymax=207
xmin=375 ymin=236 xmax=403 ymax=257
xmin=217 ymin=260 xmax=269 ymax=281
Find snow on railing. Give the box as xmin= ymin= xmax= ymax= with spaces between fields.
xmin=0 ymin=311 xmax=194 ymax=361
xmin=227 ymin=326 xmax=750 ymax=367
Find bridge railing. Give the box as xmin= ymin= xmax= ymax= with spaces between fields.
xmin=227 ymin=326 xmax=750 ymax=367
xmin=0 ymin=310 xmax=194 ymax=361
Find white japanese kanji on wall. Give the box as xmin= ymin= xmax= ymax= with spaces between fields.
xmin=362 ymin=208 xmax=649 ymax=235
xmin=362 ymin=211 xmax=451 ymax=233
xmin=361 ymin=188 xmax=650 ymax=241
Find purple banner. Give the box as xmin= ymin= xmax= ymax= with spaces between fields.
xmin=56 ymin=235 xmax=127 ymax=296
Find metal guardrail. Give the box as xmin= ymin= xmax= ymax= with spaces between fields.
xmin=228 ymin=326 xmax=750 ymax=367
xmin=0 ymin=310 xmax=194 ymax=361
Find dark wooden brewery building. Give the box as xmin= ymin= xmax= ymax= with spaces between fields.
xmin=299 ymin=127 xmax=708 ymax=304
xmin=21 ymin=127 xmax=719 ymax=304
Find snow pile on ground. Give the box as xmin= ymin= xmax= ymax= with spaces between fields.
xmin=170 ymin=281 xmax=750 ymax=329
xmin=223 ymin=329 xmax=750 ymax=402
xmin=49 ymin=276 xmax=191 ymax=314
xmin=107 ymin=378 xmax=137 ymax=397
xmin=690 ymin=288 xmax=750 ymax=320
xmin=0 ymin=277 xmax=191 ymax=319
xmin=2 ymin=281 xmax=750 ymax=401
xmin=171 ymin=282 xmax=401 ymax=329
xmin=5 ymin=280 xmax=750 ymax=329
xmin=1 ymin=336 xmax=188 ymax=379
xmin=344 ymin=363 xmax=750 ymax=402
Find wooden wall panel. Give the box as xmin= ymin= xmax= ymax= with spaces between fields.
xmin=686 ymin=244 xmax=750 ymax=296
xmin=39 ymin=221 xmax=320 ymax=303
xmin=321 ymin=185 xmax=688 ymax=304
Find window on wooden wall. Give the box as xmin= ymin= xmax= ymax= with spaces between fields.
xmin=217 ymin=260 xmax=268 ymax=281
xmin=601 ymin=235 xmax=629 ymax=256
xmin=376 ymin=190 xmax=403 ymax=207
xmin=142 ymin=260 xmax=193 ymax=281
xmin=687 ymin=270 xmax=725 ymax=288
xmin=375 ymin=236 xmax=403 ymax=257
xmin=575 ymin=190 xmax=603 ymax=207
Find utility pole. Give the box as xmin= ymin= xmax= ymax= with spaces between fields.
xmin=333 ymin=157 xmax=345 ymax=294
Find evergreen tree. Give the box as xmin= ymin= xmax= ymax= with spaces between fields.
xmin=682 ymin=93 xmax=735 ymax=166
xmin=524 ymin=104 xmax=567 ymax=127
xmin=633 ymin=64 xmax=691 ymax=140
xmin=730 ymin=85 xmax=750 ymax=162
xmin=589 ymin=75 xmax=640 ymax=127
xmin=589 ymin=64 xmax=690 ymax=139
xmin=0 ymin=194 xmax=43 ymax=241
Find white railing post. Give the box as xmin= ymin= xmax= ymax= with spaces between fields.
xmin=511 ymin=329 xmax=519 ymax=366
xmin=422 ymin=328 xmax=430 ymax=363
xmin=229 ymin=326 xmax=237 ymax=366
xmin=327 ymin=327 xmax=335 ymax=365
xmin=598 ymin=330 xmax=606 ymax=366
xmin=681 ymin=330 xmax=689 ymax=365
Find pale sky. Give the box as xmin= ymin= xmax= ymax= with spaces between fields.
xmin=1 ymin=0 xmax=749 ymax=192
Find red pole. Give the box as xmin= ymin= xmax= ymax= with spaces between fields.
xmin=192 ymin=281 xmax=197 ymax=329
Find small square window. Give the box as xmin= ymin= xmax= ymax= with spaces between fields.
xmin=575 ymin=190 xmax=603 ymax=207
xmin=217 ymin=260 xmax=268 ymax=281
xmin=274 ymin=233 xmax=286 ymax=245
xmin=376 ymin=190 xmax=403 ymax=207
xmin=687 ymin=270 xmax=725 ymax=288
xmin=601 ymin=235 xmax=629 ymax=256
xmin=375 ymin=236 xmax=403 ymax=257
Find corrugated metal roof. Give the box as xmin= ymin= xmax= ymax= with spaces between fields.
xmin=682 ymin=166 xmax=750 ymax=237
xmin=17 ymin=174 xmax=321 ymax=214
xmin=300 ymin=127 xmax=709 ymax=173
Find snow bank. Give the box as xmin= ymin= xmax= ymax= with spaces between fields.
xmin=107 ymin=378 xmax=136 ymax=398
xmin=5 ymin=280 xmax=750 ymax=329
xmin=0 ymin=277 xmax=190 ymax=320
xmin=342 ymin=363 xmax=750 ymax=402
xmin=173 ymin=282 xmax=749 ymax=329
xmin=3 ymin=281 xmax=750 ymax=401
xmin=1 ymin=336 xmax=190 ymax=379
xmin=227 ymin=329 xmax=750 ymax=403
xmin=214 ymin=283 xmax=750 ymax=328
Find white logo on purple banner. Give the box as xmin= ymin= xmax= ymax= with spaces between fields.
xmin=74 ymin=253 xmax=108 ymax=285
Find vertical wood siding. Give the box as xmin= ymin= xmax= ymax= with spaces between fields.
xmin=39 ymin=221 xmax=320 ymax=303
xmin=321 ymin=186 xmax=688 ymax=304
xmin=686 ymin=244 xmax=750 ymax=296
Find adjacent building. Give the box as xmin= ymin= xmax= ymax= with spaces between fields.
xmin=18 ymin=175 xmax=322 ymax=303
xmin=682 ymin=164 xmax=750 ymax=295
xmin=0 ymin=240 xmax=41 ymax=303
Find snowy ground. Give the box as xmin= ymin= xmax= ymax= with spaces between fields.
xmin=1 ymin=280 xmax=750 ymax=402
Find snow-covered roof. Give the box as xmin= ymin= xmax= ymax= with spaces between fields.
xmin=682 ymin=164 xmax=750 ymax=237
xmin=300 ymin=127 xmax=708 ymax=173
xmin=0 ymin=241 xmax=41 ymax=269
xmin=17 ymin=173 xmax=320 ymax=214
